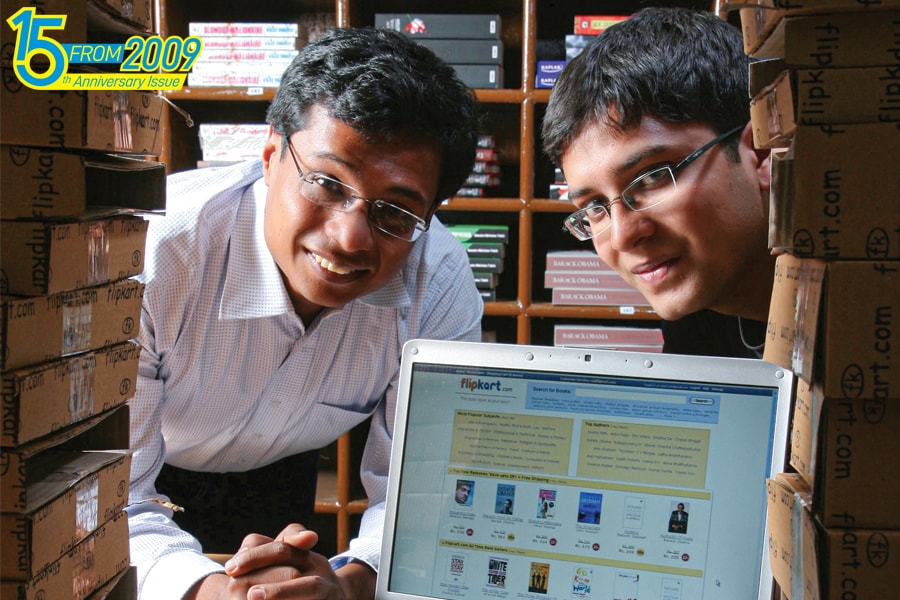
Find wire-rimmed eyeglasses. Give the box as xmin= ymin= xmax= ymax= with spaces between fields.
xmin=562 ymin=124 xmax=745 ymax=241
xmin=285 ymin=136 xmax=429 ymax=242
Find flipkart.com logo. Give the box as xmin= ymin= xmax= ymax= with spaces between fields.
xmin=460 ymin=377 xmax=504 ymax=392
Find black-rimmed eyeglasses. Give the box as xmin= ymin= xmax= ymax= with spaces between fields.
xmin=562 ymin=124 xmax=745 ymax=241
xmin=285 ymin=137 xmax=429 ymax=242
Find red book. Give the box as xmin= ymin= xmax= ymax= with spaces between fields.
xmin=554 ymin=324 xmax=663 ymax=347
xmin=545 ymin=250 xmax=610 ymax=271
xmin=551 ymin=287 xmax=650 ymax=306
xmin=544 ymin=270 xmax=634 ymax=290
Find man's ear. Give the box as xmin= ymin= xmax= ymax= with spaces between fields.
xmin=740 ymin=121 xmax=771 ymax=192
xmin=262 ymin=124 xmax=279 ymax=186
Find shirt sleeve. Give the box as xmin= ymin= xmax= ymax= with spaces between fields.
xmin=126 ymin=302 xmax=226 ymax=598
xmin=333 ymin=225 xmax=483 ymax=571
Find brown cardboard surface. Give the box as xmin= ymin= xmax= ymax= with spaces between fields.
xmin=768 ymin=122 xmax=900 ymax=258
xmin=0 ymin=279 xmax=144 ymax=371
xmin=0 ymin=82 xmax=164 ymax=155
xmin=769 ymin=472 xmax=900 ymax=600
xmin=1 ymin=450 xmax=130 ymax=579
xmin=753 ymin=9 xmax=900 ymax=66
xmin=813 ymin=397 xmax=900 ymax=528
xmin=750 ymin=66 xmax=900 ymax=149
xmin=764 ymin=254 xmax=825 ymax=378
xmin=740 ymin=6 xmax=786 ymax=55
xmin=1 ymin=146 xmax=166 ymax=219
xmin=0 ymin=510 xmax=130 ymax=600
xmin=816 ymin=523 xmax=900 ymax=599
xmin=766 ymin=474 xmax=819 ymax=600
xmin=723 ymin=0 xmax=900 ymax=15
xmin=0 ymin=405 xmax=129 ymax=513
xmin=1 ymin=341 xmax=140 ymax=446
xmin=86 ymin=565 xmax=137 ymax=600
xmin=0 ymin=278 xmax=144 ymax=371
xmin=1 ymin=215 xmax=148 ymax=296
xmin=764 ymin=255 xmax=899 ymax=397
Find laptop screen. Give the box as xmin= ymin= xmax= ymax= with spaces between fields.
xmin=378 ymin=340 xmax=793 ymax=600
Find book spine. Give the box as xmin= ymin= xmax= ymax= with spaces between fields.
xmin=544 ymin=271 xmax=632 ymax=289
xmin=553 ymin=326 xmax=663 ymax=346
xmin=551 ymin=288 xmax=649 ymax=306
xmin=189 ymin=22 xmax=300 ymax=36
xmin=199 ymin=36 xmax=298 ymax=50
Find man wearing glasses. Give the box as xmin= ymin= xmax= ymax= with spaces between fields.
xmin=127 ymin=28 xmax=482 ymax=600
xmin=543 ymin=7 xmax=773 ymax=358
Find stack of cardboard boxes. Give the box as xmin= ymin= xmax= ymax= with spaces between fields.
xmin=730 ymin=0 xmax=900 ymax=597
xmin=1 ymin=2 xmax=165 ymax=598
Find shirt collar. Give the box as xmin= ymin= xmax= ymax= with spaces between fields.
xmin=219 ymin=172 xmax=412 ymax=320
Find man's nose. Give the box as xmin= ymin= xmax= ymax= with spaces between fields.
xmin=607 ymin=200 xmax=649 ymax=251
xmin=325 ymin=198 xmax=375 ymax=248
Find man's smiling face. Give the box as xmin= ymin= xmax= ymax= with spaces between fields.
xmin=262 ymin=104 xmax=440 ymax=323
xmin=561 ymin=116 xmax=772 ymax=321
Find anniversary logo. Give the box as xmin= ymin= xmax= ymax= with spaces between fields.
xmin=6 ymin=6 xmax=202 ymax=91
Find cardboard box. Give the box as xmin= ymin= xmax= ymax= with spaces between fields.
xmin=1 ymin=0 xmax=151 ymax=68
xmin=768 ymin=123 xmax=900 ymax=258
xmin=1 ymin=146 xmax=166 ymax=219
xmin=0 ymin=405 xmax=130 ymax=513
xmin=750 ymin=67 xmax=900 ymax=148
xmin=808 ymin=396 xmax=900 ymax=528
xmin=1 ymin=341 xmax=140 ymax=447
xmin=1 ymin=278 xmax=144 ymax=372
xmin=1 ymin=215 xmax=148 ymax=296
xmin=413 ymin=38 xmax=503 ymax=65
xmin=1 ymin=450 xmax=131 ymax=579
xmin=86 ymin=565 xmax=137 ymax=600
xmin=766 ymin=474 xmax=819 ymax=600
xmin=0 ymin=82 xmax=164 ymax=155
xmin=764 ymin=254 xmax=900 ymax=397
xmin=816 ymin=524 xmax=900 ymax=600
xmin=752 ymin=9 xmax=900 ymax=67
xmin=375 ymin=13 xmax=502 ymax=38
xmin=740 ymin=6 xmax=786 ymax=55
xmin=100 ymin=0 xmax=154 ymax=30
xmin=769 ymin=473 xmax=900 ymax=600
xmin=0 ymin=509 xmax=130 ymax=600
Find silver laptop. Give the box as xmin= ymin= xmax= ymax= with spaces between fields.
xmin=377 ymin=340 xmax=793 ymax=600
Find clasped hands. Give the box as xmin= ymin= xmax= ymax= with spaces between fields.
xmin=191 ymin=523 xmax=373 ymax=600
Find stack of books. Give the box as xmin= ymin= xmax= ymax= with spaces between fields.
xmin=187 ymin=21 xmax=300 ymax=88
xmin=375 ymin=13 xmax=503 ymax=90
xmin=544 ymin=250 xmax=650 ymax=309
xmin=446 ymin=224 xmax=510 ymax=302
xmin=456 ymin=135 xmax=503 ymax=198
xmin=732 ymin=1 xmax=900 ymax=597
xmin=197 ymin=123 xmax=270 ymax=167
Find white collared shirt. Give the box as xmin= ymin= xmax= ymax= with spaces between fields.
xmin=126 ymin=160 xmax=482 ymax=598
